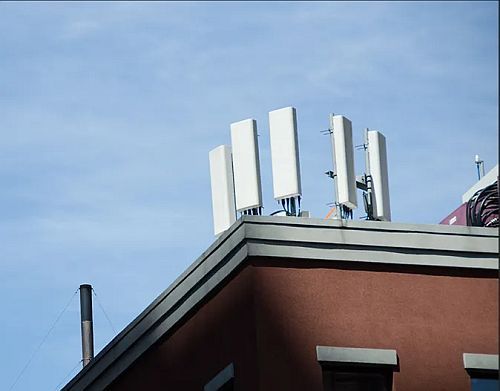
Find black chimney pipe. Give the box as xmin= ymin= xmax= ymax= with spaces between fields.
xmin=79 ymin=284 xmax=94 ymax=367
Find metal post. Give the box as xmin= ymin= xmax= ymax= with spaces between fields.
xmin=80 ymin=284 xmax=94 ymax=367
xmin=329 ymin=113 xmax=340 ymax=219
xmin=363 ymin=128 xmax=374 ymax=220
xmin=475 ymin=155 xmax=485 ymax=180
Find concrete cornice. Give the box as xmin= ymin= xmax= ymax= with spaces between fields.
xmin=62 ymin=217 xmax=498 ymax=391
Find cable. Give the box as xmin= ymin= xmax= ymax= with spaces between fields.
xmin=480 ymin=183 xmax=499 ymax=227
xmin=9 ymin=289 xmax=78 ymax=391
xmin=466 ymin=181 xmax=499 ymax=227
xmin=92 ymin=288 xmax=117 ymax=334
xmin=324 ymin=206 xmax=336 ymax=219
xmin=53 ymin=359 xmax=83 ymax=391
xmin=290 ymin=197 xmax=296 ymax=216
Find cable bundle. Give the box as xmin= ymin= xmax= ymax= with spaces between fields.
xmin=466 ymin=180 xmax=499 ymax=227
xmin=271 ymin=196 xmax=301 ymax=217
xmin=339 ymin=204 xmax=354 ymax=219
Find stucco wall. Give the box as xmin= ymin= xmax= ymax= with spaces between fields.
xmin=109 ymin=258 xmax=498 ymax=391
xmin=109 ymin=265 xmax=259 ymax=390
xmin=251 ymin=258 xmax=498 ymax=391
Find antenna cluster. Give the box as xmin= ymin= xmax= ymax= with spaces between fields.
xmin=325 ymin=114 xmax=391 ymax=222
xmin=209 ymin=106 xmax=302 ymax=236
xmin=209 ymin=107 xmax=391 ymax=236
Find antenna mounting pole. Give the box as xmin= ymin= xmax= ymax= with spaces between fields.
xmin=363 ymin=128 xmax=374 ymax=220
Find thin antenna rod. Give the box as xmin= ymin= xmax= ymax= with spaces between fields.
xmin=79 ymin=284 xmax=94 ymax=367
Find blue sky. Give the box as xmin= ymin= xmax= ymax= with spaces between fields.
xmin=0 ymin=2 xmax=497 ymax=390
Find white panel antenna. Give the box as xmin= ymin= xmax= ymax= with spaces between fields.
xmin=209 ymin=145 xmax=237 ymax=236
xmin=331 ymin=115 xmax=357 ymax=210
xmin=230 ymin=119 xmax=263 ymax=214
xmin=367 ymin=130 xmax=391 ymax=221
xmin=268 ymin=107 xmax=302 ymax=215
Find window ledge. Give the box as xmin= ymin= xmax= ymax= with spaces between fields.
xmin=316 ymin=346 xmax=398 ymax=367
xmin=463 ymin=353 xmax=499 ymax=372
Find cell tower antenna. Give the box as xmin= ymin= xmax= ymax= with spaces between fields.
xmin=230 ymin=119 xmax=263 ymax=216
xmin=324 ymin=113 xmax=340 ymax=219
xmin=209 ymin=145 xmax=237 ymax=236
xmin=324 ymin=113 xmax=357 ymax=219
xmin=366 ymin=129 xmax=391 ymax=221
xmin=269 ymin=107 xmax=302 ymax=216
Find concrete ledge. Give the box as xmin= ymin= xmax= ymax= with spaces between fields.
xmin=316 ymin=346 xmax=398 ymax=367
xmin=463 ymin=353 xmax=499 ymax=371
xmin=204 ymin=363 xmax=234 ymax=391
